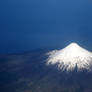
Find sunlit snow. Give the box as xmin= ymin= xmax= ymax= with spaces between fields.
xmin=47 ymin=43 xmax=92 ymax=71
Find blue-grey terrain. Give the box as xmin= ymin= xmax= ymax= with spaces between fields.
xmin=0 ymin=49 xmax=92 ymax=92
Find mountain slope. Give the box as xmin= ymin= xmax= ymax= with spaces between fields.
xmin=47 ymin=43 xmax=92 ymax=71
xmin=0 ymin=48 xmax=92 ymax=92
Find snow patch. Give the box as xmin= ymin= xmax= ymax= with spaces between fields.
xmin=46 ymin=43 xmax=92 ymax=71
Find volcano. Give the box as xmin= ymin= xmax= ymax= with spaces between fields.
xmin=0 ymin=44 xmax=92 ymax=92
xmin=47 ymin=43 xmax=92 ymax=71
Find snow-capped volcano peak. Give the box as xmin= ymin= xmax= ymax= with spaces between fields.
xmin=47 ymin=43 xmax=92 ymax=71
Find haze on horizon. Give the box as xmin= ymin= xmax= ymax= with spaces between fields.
xmin=0 ymin=0 xmax=92 ymax=54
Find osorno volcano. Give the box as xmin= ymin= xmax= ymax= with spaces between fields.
xmin=1 ymin=43 xmax=92 ymax=92
xmin=47 ymin=43 xmax=92 ymax=71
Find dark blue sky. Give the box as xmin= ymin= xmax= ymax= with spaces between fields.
xmin=0 ymin=0 xmax=92 ymax=54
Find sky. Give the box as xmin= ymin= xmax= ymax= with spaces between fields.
xmin=0 ymin=0 xmax=92 ymax=54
